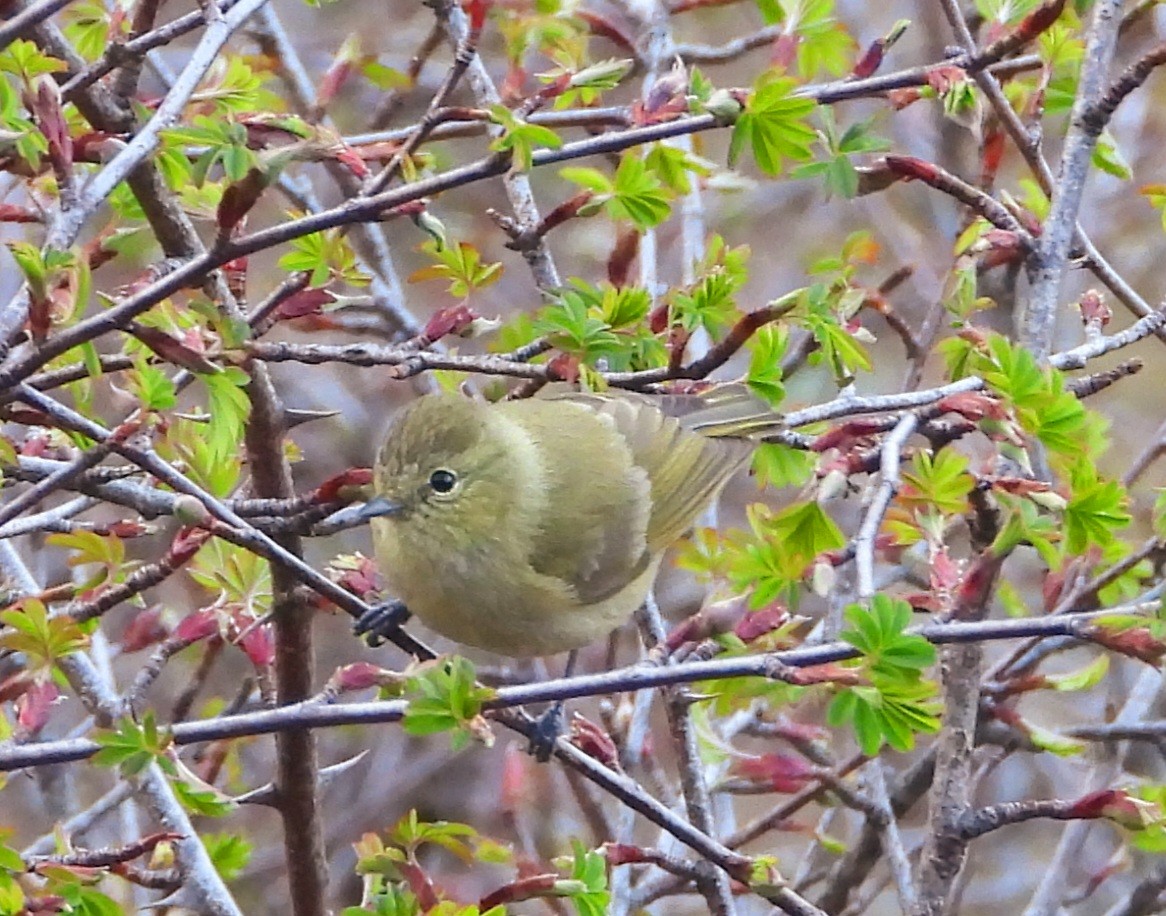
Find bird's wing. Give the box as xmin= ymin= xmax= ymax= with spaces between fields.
xmin=501 ymin=399 xmax=654 ymax=605
xmin=540 ymin=391 xmax=755 ymax=552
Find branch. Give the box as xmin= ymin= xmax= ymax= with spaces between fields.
xmin=1084 ymin=41 xmax=1166 ymax=137
xmin=855 ymin=414 xmax=917 ymax=599
xmin=0 ymin=607 xmax=1142 ymax=772
xmin=1013 ymin=0 xmax=1125 ymax=361
xmin=0 ymin=0 xmax=78 ymax=51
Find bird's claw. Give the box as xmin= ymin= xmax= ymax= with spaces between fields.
xmin=528 ymin=701 xmax=564 ymax=763
xmin=354 ymin=599 xmax=411 ymax=648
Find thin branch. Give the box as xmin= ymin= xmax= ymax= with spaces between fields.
xmin=865 ymin=762 xmax=919 ymax=911
xmin=855 ymin=414 xmax=917 ymax=599
xmin=0 ymin=0 xmax=79 ymax=51
xmin=1013 ymin=0 xmax=1123 ymax=360
xmin=0 ymin=541 xmax=243 ymax=916
xmin=1084 ymin=41 xmax=1166 ymax=135
xmin=0 ymin=607 xmax=1142 ymax=772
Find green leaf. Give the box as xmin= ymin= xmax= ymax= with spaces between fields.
xmin=729 ymin=74 xmax=817 ymax=176
xmin=726 ymin=501 xmax=844 ymax=604
xmin=403 ymin=657 xmax=495 ymax=749
xmin=751 ymin=441 xmax=816 ymax=489
xmin=1092 ymin=129 xmax=1131 ymax=180
xmin=126 ymin=355 xmax=178 ymax=411
xmin=1063 ymin=464 xmax=1130 ymax=554
xmin=205 ymin=832 xmax=252 ymax=882
xmin=841 ymin=596 xmax=936 ymax=673
xmin=900 ymin=449 xmax=974 ymax=516
xmin=645 ymin=142 xmax=712 ymax=195
xmin=408 ymin=241 xmax=503 ymax=300
xmin=188 ymin=539 xmax=271 ymax=614
xmin=92 ymin=712 xmax=172 ymax=776
xmin=827 ymin=678 xmax=941 ymax=755
xmin=278 ymin=227 xmax=369 ymax=287
xmin=0 ymin=599 xmax=88 ymax=666
xmin=557 ymin=841 xmax=609 ymax=916
xmin=607 ymin=153 xmax=672 ymax=230
xmin=746 ymin=325 xmax=787 ymax=407
xmin=1046 ymin=655 xmax=1109 ymax=692
xmin=488 ymin=104 xmax=562 ymax=172
xmin=200 ymin=367 xmax=251 ymax=468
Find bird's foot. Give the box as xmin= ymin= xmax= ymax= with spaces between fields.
xmin=354 ymin=599 xmax=411 ymax=648
xmin=527 ymin=701 xmax=564 ymax=763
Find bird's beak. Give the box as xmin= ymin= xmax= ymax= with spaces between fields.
xmin=355 ymin=495 xmax=406 ymax=521
xmin=321 ymin=496 xmax=406 ymax=532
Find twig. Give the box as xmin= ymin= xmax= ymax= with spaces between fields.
xmin=0 ymin=541 xmax=243 ymax=916
xmin=866 ymin=762 xmax=919 ymax=911
xmin=0 ymin=0 xmax=78 ymax=51
xmin=1084 ymin=42 xmax=1166 ymax=136
xmin=855 ymin=414 xmax=917 ymax=599
xmin=0 ymin=607 xmax=1141 ymax=771
xmin=1024 ymin=667 xmax=1163 ymax=915
xmin=1003 ymin=0 xmax=1123 ymax=359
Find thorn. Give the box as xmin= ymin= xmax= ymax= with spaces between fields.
xmin=284 ymin=407 xmax=341 ymax=430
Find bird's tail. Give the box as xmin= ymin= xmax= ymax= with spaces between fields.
xmin=673 ymin=382 xmax=785 ymax=440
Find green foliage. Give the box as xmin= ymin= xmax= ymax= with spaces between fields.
xmin=126 ymin=355 xmax=178 ymax=412
xmin=752 ymin=441 xmax=816 ymax=489
xmin=1141 ymin=184 xmax=1166 ymax=235
xmin=752 ymin=0 xmax=854 ymax=77
xmin=561 ymin=152 xmax=673 ymax=230
xmin=1128 ymin=786 xmax=1166 ymax=853
xmin=192 ymin=55 xmax=273 ymax=116
xmin=200 ymin=367 xmax=252 ymax=468
xmin=680 ymin=501 xmax=845 ymax=606
xmin=1046 ymin=655 xmax=1109 ymax=692
xmin=62 ymin=0 xmax=119 ymax=61
xmin=0 ymin=39 xmax=66 ymax=82
xmin=991 ymin=494 xmax=1064 ymax=568
xmin=1092 ymin=129 xmax=1131 ymax=181
xmin=828 ymin=596 xmax=940 ymax=754
xmin=158 ymin=415 xmax=242 ymax=497
xmin=278 ymin=226 xmax=370 ymax=288
xmin=205 ymin=832 xmax=253 ymax=882
xmin=746 ymin=324 xmax=788 ymax=408
xmin=975 ymin=0 xmax=1041 ymax=23
xmin=0 ymin=833 xmax=23 ymax=914
xmin=793 ymin=109 xmax=890 ymax=199
xmin=403 ymin=657 xmax=496 ymax=749
xmin=488 ymin=104 xmax=562 ymax=171
xmin=349 ymin=812 xmax=513 ymax=914
xmin=188 ymin=539 xmax=272 ymax=617
xmin=92 ymin=712 xmax=171 ymax=776
xmin=1063 ymin=463 xmax=1130 ymax=555
xmin=728 ymin=74 xmax=817 ymax=176
xmin=0 ymin=72 xmax=46 ymax=171
xmin=669 ymin=236 xmax=751 ymax=336
xmin=774 ymin=281 xmax=872 ymax=385
xmin=46 ymin=528 xmax=133 ymax=591
xmin=0 ymin=599 xmax=88 ymax=669
xmin=899 ymin=448 xmax=975 ymax=521
xmin=554 ymin=841 xmax=609 ymax=916
xmin=163 ymin=117 xmax=256 ymax=185
xmin=645 ymin=142 xmax=712 ymax=195
xmin=7 ymin=243 xmax=76 ymax=318
xmin=409 ymin=240 xmax=503 ymax=300
xmin=972 ymin=333 xmax=1107 ymax=461
xmin=838 ymin=595 xmax=936 ymax=678
xmin=533 ymin=281 xmax=663 ymax=370
xmin=496 ymin=3 xmax=590 ymax=70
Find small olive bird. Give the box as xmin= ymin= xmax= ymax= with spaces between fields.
xmin=352 ymin=386 xmax=783 ymax=756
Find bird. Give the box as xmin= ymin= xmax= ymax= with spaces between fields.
xmin=354 ymin=384 xmax=784 ymax=658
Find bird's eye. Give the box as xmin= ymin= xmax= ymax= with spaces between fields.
xmin=429 ymin=469 xmax=458 ymax=494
